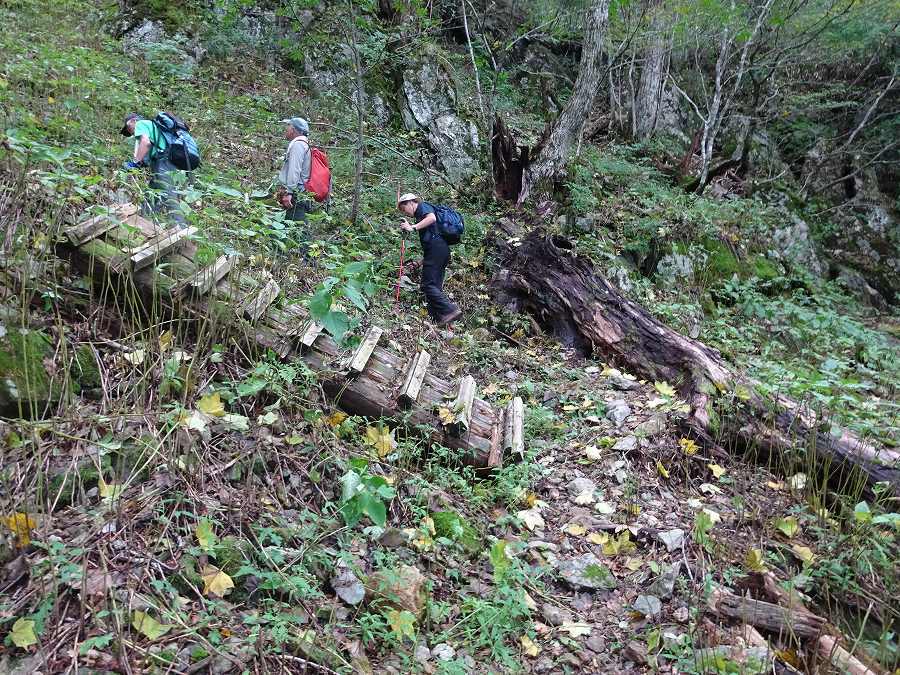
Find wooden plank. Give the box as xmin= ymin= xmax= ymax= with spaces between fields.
xmin=176 ymin=255 xmax=235 ymax=297
xmin=239 ymin=278 xmax=280 ymax=322
xmin=130 ymin=226 xmax=196 ymax=272
xmin=66 ymin=204 xmax=138 ymax=245
xmin=398 ymin=350 xmax=431 ymax=406
xmin=447 ymin=375 xmax=477 ymax=437
xmin=504 ymin=396 xmax=525 ymax=457
xmin=348 ymin=326 xmax=383 ymax=375
xmin=300 ymin=320 xmax=324 ymax=348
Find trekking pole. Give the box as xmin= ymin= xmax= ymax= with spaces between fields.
xmin=395 ymin=231 xmax=406 ymax=304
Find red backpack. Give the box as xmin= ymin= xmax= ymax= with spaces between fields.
xmin=304 ymin=144 xmax=331 ymax=203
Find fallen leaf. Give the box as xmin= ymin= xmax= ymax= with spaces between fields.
xmin=679 ymin=438 xmax=698 ymax=455
xmin=221 ymin=414 xmax=249 ymax=431
xmin=788 ymin=473 xmax=807 ymax=490
xmin=745 ymin=548 xmax=767 ymax=572
xmin=702 ymin=508 xmax=722 ymax=524
xmin=594 ymin=501 xmax=615 ymax=515
xmin=122 ymin=349 xmax=145 ymax=365
xmin=364 ymin=425 xmax=396 ymax=458
xmin=516 ymin=508 xmax=545 ymax=531
xmin=197 ymin=392 xmax=225 ymax=417
xmin=564 ymin=523 xmax=586 ymax=536
xmin=708 ymin=463 xmax=726 ymax=479
xmin=386 ymin=609 xmax=416 ymax=641
xmin=602 ymin=530 xmax=636 ymax=556
xmin=158 ymin=330 xmax=173 ymax=352
xmin=654 ymin=381 xmax=676 ymax=398
xmin=559 ymin=621 xmax=592 ymax=638
xmin=767 ymin=480 xmax=784 ymax=490
xmin=523 ymin=591 xmax=537 ymax=611
xmin=699 ymin=482 xmax=722 ymax=495
xmin=98 ymin=478 xmax=123 ymax=501
xmin=791 ymin=544 xmax=815 ymax=564
xmin=131 ymin=611 xmax=172 ymax=640
xmin=656 ymin=460 xmax=670 ymax=479
xmin=438 ymin=407 xmax=456 ymax=425
xmin=774 ymin=516 xmax=800 ymax=538
xmin=587 ymin=532 xmax=608 ymax=545
xmin=624 ymin=556 xmax=644 ymax=571
xmin=326 ymin=411 xmax=348 ymax=428
xmin=573 ymin=490 xmax=595 ymax=505
xmin=3 ymin=512 xmax=37 ymax=547
xmin=584 ymin=445 xmax=603 ymax=460
xmin=196 ymin=518 xmax=217 ymax=550
xmin=257 ymin=410 xmax=278 ymax=426
xmin=180 ymin=410 xmax=207 ymax=432
xmin=520 ymin=634 xmax=541 ymax=657
xmin=201 ymin=565 xmax=234 ymax=597
xmin=10 ymin=618 xmax=37 ymax=648
xmin=482 ymin=382 xmax=498 ymax=395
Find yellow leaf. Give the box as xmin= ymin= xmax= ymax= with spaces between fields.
xmin=708 ymin=463 xmax=726 ymax=479
xmin=654 ymin=381 xmax=676 ymax=398
xmin=564 ymin=523 xmax=586 ymax=536
xmin=326 ymin=411 xmax=348 ymax=428
xmin=10 ymin=618 xmax=37 ymax=648
xmin=679 ymin=437 xmax=698 ymax=455
xmin=201 ymin=565 xmax=234 ymax=597
xmin=98 ymin=478 xmax=123 ymax=501
xmin=587 ymin=532 xmax=608 ymax=545
xmin=656 ymin=460 xmax=670 ymax=479
xmin=3 ymin=512 xmax=37 ymax=548
xmin=774 ymin=516 xmax=800 ymax=539
xmin=602 ymin=530 xmax=636 ymax=556
xmin=520 ymin=634 xmax=541 ymax=657
xmin=197 ymin=392 xmax=225 ymax=417
xmin=438 ymin=407 xmax=456 ymax=425
xmin=734 ymin=384 xmax=752 ymax=401
xmin=767 ymin=481 xmax=784 ymax=490
xmin=791 ymin=544 xmax=815 ymax=564
xmin=624 ymin=556 xmax=644 ymax=571
xmin=482 ymin=382 xmax=498 ymax=396
xmin=745 ymin=548 xmax=767 ymax=572
xmin=524 ymin=493 xmax=539 ymax=508
xmin=364 ymin=425 xmax=396 ymax=458
xmin=386 ymin=609 xmax=416 ymax=641
xmin=131 ymin=611 xmax=173 ymax=640
xmin=158 ymin=330 xmax=173 ymax=352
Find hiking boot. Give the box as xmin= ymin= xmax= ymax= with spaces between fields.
xmin=436 ymin=308 xmax=462 ymax=326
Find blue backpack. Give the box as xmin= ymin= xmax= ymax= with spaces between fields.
xmin=429 ymin=203 xmax=465 ymax=245
xmin=153 ymin=112 xmax=201 ymax=171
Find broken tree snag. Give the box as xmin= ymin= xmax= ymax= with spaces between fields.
xmin=66 ymin=203 xmax=139 ymax=245
xmin=398 ymin=350 xmax=431 ymax=406
xmin=130 ymin=226 xmax=196 ymax=272
xmin=240 ymin=277 xmax=280 ymax=322
xmin=177 ymin=254 xmax=235 ymax=297
xmin=448 ymin=375 xmax=477 ymax=437
xmin=708 ymin=588 xmax=826 ymax=639
xmin=504 ymin=396 xmax=525 ymax=457
xmin=488 ymin=219 xmax=900 ymax=498
xmin=491 ymin=115 xmax=529 ymax=202
xmin=348 ymin=326 xmax=383 ymax=375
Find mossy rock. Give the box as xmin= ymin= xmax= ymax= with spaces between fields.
xmin=71 ymin=344 xmax=102 ymax=392
xmin=0 ymin=327 xmax=71 ymax=417
xmin=431 ymin=510 xmax=481 ymax=555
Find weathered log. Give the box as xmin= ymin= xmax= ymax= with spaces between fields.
xmin=817 ymin=635 xmax=880 ymax=675
xmin=489 ymin=220 xmax=900 ymax=497
xmin=398 ymin=350 xmax=431 ymax=406
xmin=709 ymin=588 xmax=826 ymax=639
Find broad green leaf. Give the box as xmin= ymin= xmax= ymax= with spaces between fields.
xmin=131 ymin=611 xmax=172 ymax=640
xmin=308 ymin=289 xmax=332 ymax=319
xmin=853 ymin=501 xmax=872 ymax=524
xmin=196 ymin=518 xmax=217 ymax=550
xmin=490 ymin=540 xmax=510 ymax=581
xmin=358 ymin=492 xmax=387 ymax=527
xmin=745 ymin=548 xmax=766 ymax=572
xmin=322 ymin=310 xmax=350 ymax=341
xmin=774 ymin=516 xmax=800 ymax=538
xmin=10 ymin=618 xmax=37 ymax=648
xmin=386 ymin=609 xmax=416 ymax=641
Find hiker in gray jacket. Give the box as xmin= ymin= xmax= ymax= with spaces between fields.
xmin=275 ymin=117 xmax=313 ymax=222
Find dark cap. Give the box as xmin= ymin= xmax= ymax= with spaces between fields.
xmin=120 ymin=113 xmax=141 ymax=137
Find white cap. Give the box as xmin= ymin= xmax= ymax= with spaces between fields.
xmin=397 ymin=193 xmax=419 ymax=206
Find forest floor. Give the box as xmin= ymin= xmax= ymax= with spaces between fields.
xmin=1 ymin=1 xmax=899 ymax=674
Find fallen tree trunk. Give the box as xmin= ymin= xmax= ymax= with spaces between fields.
xmin=488 ymin=219 xmax=900 ymax=497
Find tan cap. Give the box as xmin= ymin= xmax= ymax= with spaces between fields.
xmin=397 ymin=192 xmax=419 ymax=206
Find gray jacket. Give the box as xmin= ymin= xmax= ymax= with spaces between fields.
xmin=278 ymin=137 xmax=311 ymax=193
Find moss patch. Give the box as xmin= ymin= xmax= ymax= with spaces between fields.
xmin=71 ymin=344 xmax=102 ymax=391
xmin=0 ymin=328 xmax=70 ymax=415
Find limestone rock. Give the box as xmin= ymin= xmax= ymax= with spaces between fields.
xmin=656 ymin=253 xmax=694 ymax=284
xmin=366 ymin=564 xmax=427 ymax=616
xmin=331 ymin=561 xmax=365 ymax=606
xmin=771 ymin=214 xmax=826 ymax=277
xmin=605 ymin=400 xmax=632 ymax=427
xmin=558 ymin=553 xmax=617 ymax=591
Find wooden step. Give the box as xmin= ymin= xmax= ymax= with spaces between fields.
xmin=66 ymin=203 xmax=138 ymax=245
xmin=447 ymin=375 xmax=476 ymax=436
xmin=504 ymin=396 xmax=525 ymax=457
xmin=176 ymin=254 xmax=235 ymax=297
xmin=398 ymin=350 xmax=431 ymax=406
xmin=130 ymin=226 xmax=196 ymax=272
xmin=239 ymin=277 xmax=280 ymax=322
xmin=347 ymin=326 xmax=382 ymax=375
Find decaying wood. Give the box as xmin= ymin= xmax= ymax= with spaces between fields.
xmin=130 ymin=226 xmax=196 ymax=272
xmin=348 ymin=326 xmax=383 ymax=375
xmin=240 ymin=277 xmax=280 ymax=322
xmin=177 ymin=254 xmax=235 ymax=297
xmin=398 ymin=350 xmax=431 ymax=406
xmin=489 ymin=220 xmax=900 ymax=497
xmin=300 ymin=321 xmax=324 ymax=349
xmin=504 ymin=397 xmax=525 ymax=457
xmin=448 ymin=375 xmax=476 ymax=437
xmin=708 ymin=588 xmax=826 ymax=639
xmin=817 ymin=635 xmax=880 ymax=675
xmin=66 ymin=203 xmax=138 ymax=245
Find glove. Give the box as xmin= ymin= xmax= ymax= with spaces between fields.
xmin=122 ymin=160 xmax=143 ymax=170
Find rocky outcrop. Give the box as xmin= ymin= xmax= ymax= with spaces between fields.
xmin=400 ymin=61 xmax=480 ymax=182
xmin=770 ymin=214 xmax=826 ymax=278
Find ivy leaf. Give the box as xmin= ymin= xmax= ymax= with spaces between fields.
xmin=197 ymin=392 xmax=225 ymax=417
xmin=386 ymin=610 xmax=416 ymax=641
xmin=131 ymin=611 xmax=173 ymax=640
xmin=364 ymin=425 xmax=396 ymax=458
xmin=774 ymin=516 xmax=800 ymax=538
xmin=10 ymin=618 xmax=37 ymax=648
xmin=201 ymin=565 xmax=234 ymax=597
xmin=745 ymin=548 xmax=767 ymax=572
xmin=196 ymin=518 xmax=217 ymax=551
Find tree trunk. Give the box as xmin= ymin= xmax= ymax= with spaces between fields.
xmin=489 ymin=220 xmax=900 ymax=498
xmin=516 ymin=0 xmax=611 ymax=204
xmin=347 ymin=1 xmax=366 ymax=226
xmin=633 ymin=1 xmax=670 ymax=141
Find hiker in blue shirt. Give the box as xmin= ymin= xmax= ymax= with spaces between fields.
xmin=275 ymin=117 xmax=313 ymax=223
xmin=120 ymin=113 xmax=186 ymax=227
xmin=397 ymin=193 xmax=462 ymax=327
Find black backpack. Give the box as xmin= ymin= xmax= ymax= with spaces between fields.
xmin=152 ymin=112 xmax=201 ymax=171
xmin=427 ymin=203 xmax=465 ymax=245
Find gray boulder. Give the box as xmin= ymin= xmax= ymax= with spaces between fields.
xmin=771 ymin=214 xmax=826 ymax=277
xmin=656 ymin=253 xmax=694 ymax=284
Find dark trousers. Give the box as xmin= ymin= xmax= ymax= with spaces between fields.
xmin=146 ymin=157 xmax=186 ymax=228
xmin=420 ymin=236 xmax=456 ymax=320
xmin=286 ymin=196 xmax=313 ymax=223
